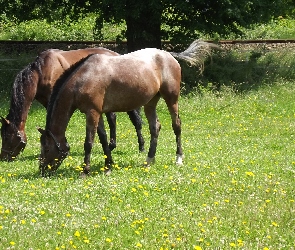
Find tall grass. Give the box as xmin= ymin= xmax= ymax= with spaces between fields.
xmin=0 ymin=14 xmax=126 ymax=41
xmin=1 ymin=13 xmax=295 ymax=41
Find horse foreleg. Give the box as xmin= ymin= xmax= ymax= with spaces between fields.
xmin=83 ymin=122 xmax=96 ymax=175
xmin=105 ymin=112 xmax=117 ymax=151
xmin=97 ymin=117 xmax=114 ymax=174
xmin=127 ymin=109 xmax=145 ymax=152
xmin=168 ymin=104 xmax=183 ymax=165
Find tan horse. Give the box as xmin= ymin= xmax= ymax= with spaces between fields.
xmin=38 ymin=40 xmax=219 ymax=176
xmin=0 ymin=48 xmax=144 ymax=160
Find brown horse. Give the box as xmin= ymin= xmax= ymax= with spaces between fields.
xmin=0 ymin=47 xmax=144 ymax=161
xmin=38 ymin=40 xmax=219 ymax=176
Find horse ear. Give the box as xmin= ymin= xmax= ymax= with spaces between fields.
xmin=0 ymin=116 xmax=9 ymax=125
xmin=37 ymin=127 xmax=45 ymax=135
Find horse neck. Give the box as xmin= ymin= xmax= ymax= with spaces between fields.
xmin=7 ymin=67 xmax=39 ymax=131
xmin=46 ymin=93 xmax=75 ymax=140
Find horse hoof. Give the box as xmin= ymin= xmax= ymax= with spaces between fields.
xmin=79 ymin=172 xmax=89 ymax=178
xmin=108 ymin=142 xmax=116 ymax=151
xmin=144 ymin=156 xmax=155 ymax=167
xmin=104 ymin=168 xmax=112 ymax=176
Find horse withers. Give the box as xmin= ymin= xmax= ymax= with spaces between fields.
xmin=0 ymin=47 xmax=144 ymax=161
xmin=38 ymin=40 xmax=219 ymax=176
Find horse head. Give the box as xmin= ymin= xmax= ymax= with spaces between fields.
xmin=0 ymin=116 xmax=27 ymax=161
xmin=38 ymin=128 xmax=70 ymax=176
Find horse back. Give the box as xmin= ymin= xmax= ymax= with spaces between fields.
xmin=35 ymin=48 xmax=119 ymax=106
xmin=66 ymin=51 xmax=181 ymax=113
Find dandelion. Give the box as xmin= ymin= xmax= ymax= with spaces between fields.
xmin=229 ymin=242 xmax=236 ymax=247
xmin=194 ymin=246 xmax=202 ymax=250
xmin=271 ymin=221 xmax=278 ymax=227
xmin=245 ymin=171 xmax=255 ymax=177
xmin=10 ymin=242 xmax=16 ymax=246
xmin=66 ymin=213 xmax=71 ymax=217
xmin=237 ymin=239 xmax=243 ymax=246
xmin=136 ymin=242 xmax=142 ymax=247
xmin=40 ymin=210 xmax=45 ymax=215
xmin=106 ymin=238 xmax=112 ymax=243
xmin=31 ymin=219 xmax=37 ymax=223
xmin=84 ymin=239 xmax=90 ymax=244
xmin=74 ymin=231 xmax=81 ymax=237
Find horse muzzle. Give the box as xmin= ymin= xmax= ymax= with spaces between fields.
xmin=39 ymin=152 xmax=68 ymax=176
xmin=0 ymin=140 xmax=26 ymax=161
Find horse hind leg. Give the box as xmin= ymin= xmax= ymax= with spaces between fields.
xmin=165 ymin=100 xmax=183 ymax=165
xmin=143 ymin=94 xmax=161 ymax=166
xmin=127 ymin=109 xmax=145 ymax=152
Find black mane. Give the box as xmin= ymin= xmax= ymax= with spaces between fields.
xmin=6 ymin=56 xmax=43 ymax=124
xmin=46 ymin=54 xmax=94 ymax=129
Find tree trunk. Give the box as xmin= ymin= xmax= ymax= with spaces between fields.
xmin=125 ymin=1 xmax=162 ymax=52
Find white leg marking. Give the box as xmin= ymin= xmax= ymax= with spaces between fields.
xmin=176 ymin=154 xmax=183 ymax=165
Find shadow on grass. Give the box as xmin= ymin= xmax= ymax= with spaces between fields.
xmin=13 ymin=147 xmax=144 ymax=180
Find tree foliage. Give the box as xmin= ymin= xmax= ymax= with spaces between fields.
xmin=1 ymin=0 xmax=293 ymax=46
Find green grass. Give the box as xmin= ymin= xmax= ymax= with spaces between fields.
xmin=0 ymin=80 xmax=294 ymax=249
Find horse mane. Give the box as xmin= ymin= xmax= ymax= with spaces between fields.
xmin=6 ymin=56 xmax=43 ymax=124
xmin=46 ymin=53 xmax=94 ymax=129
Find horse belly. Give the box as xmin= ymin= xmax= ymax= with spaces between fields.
xmin=102 ymin=77 xmax=159 ymax=112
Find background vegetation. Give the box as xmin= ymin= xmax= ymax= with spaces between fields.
xmin=1 ymin=15 xmax=295 ymax=41
xmin=1 ymin=0 xmax=294 ymax=51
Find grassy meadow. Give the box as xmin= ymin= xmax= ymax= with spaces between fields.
xmin=1 ymin=16 xmax=295 ymax=250
xmin=0 ymin=75 xmax=294 ymax=249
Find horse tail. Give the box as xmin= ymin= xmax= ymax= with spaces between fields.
xmin=169 ymin=40 xmax=221 ymax=71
